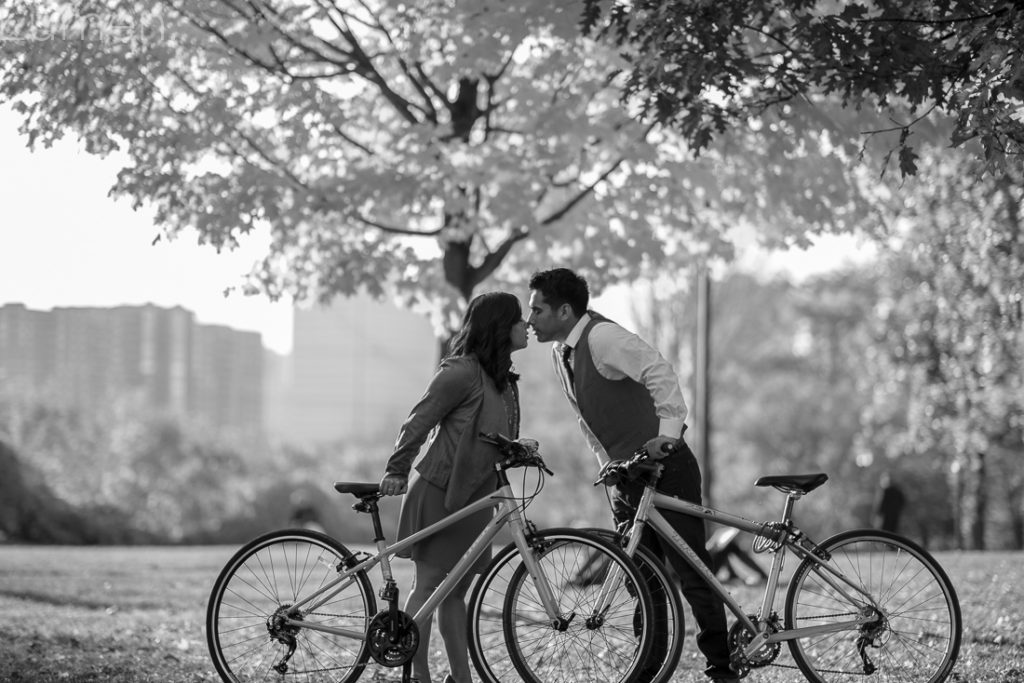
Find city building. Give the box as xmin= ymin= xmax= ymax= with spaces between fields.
xmin=0 ymin=302 xmax=263 ymax=432
xmin=266 ymin=295 xmax=437 ymax=446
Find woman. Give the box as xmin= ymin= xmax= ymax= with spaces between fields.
xmin=379 ymin=291 xmax=529 ymax=683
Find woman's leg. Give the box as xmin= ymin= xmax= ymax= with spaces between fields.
xmin=435 ymin=571 xmax=477 ymax=683
xmin=405 ymin=560 xmax=448 ymax=683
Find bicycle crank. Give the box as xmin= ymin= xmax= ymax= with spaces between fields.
xmin=366 ymin=610 xmax=420 ymax=667
xmin=728 ymin=615 xmax=781 ymax=678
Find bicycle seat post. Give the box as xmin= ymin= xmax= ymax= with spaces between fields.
xmin=354 ymin=493 xmax=400 ymax=607
xmin=779 ymin=490 xmax=800 ymax=525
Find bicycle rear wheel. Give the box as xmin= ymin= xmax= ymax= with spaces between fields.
xmin=206 ymin=529 xmax=375 ymax=683
xmin=487 ymin=528 xmax=654 ymax=683
xmin=785 ymin=529 xmax=961 ymax=683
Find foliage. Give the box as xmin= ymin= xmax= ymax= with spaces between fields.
xmin=0 ymin=0 xmax=881 ymax=330
xmin=0 ymin=394 xmax=255 ymax=541
xmin=0 ymin=440 xmax=147 ymax=544
xmin=629 ymin=271 xmax=880 ymax=537
xmin=628 ymin=264 xmax=1017 ymax=548
xmin=0 ymin=392 xmax=307 ymax=543
xmin=862 ymin=146 xmax=1024 ymax=549
xmin=584 ymin=0 xmax=1024 ymax=175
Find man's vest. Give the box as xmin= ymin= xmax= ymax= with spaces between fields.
xmin=572 ymin=313 xmax=660 ymax=462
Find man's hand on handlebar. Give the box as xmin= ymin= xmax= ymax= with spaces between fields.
xmin=643 ymin=435 xmax=679 ymax=459
xmin=594 ymin=449 xmax=664 ymax=486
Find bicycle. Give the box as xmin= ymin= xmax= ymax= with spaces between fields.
xmin=592 ymin=448 xmax=963 ymax=683
xmin=205 ymin=433 xmax=657 ymax=683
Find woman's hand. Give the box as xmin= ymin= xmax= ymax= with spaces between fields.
xmin=379 ymin=473 xmax=408 ymax=496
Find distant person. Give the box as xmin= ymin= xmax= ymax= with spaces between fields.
xmin=379 ymin=292 xmax=529 ymax=683
xmin=288 ymin=502 xmax=326 ymax=534
xmin=707 ymin=528 xmax=768 ymax=586
xmin=527 ymin=268 xmax=737 ymax=683
xmin=874 ymin=471 xmax=906 ymax=534
xmin=288 ymin=489 xmax=327 ymax=533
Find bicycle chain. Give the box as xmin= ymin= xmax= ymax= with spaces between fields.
xmin=795 ymin=611 xmax=861 ymax=620
xmin=763 ymin=612 xmax=877 ymax=677
xmin=767 ymin=661 xmax=873 ymax=676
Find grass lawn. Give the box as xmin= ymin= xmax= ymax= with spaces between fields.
xmin=0 ymin=542 xmax=1020 ymax=682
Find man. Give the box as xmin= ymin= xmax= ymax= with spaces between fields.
xmin=527 ymin=267 xmax=737 ymax=683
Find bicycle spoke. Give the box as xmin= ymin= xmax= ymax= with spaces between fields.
xmin=207 ymin=531 xmax=373 ymax=683
xmin=785 ymin=530 xmax=961 ymax=683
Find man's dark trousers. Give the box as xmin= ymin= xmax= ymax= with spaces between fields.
xmin=612 ymin=440 xmax=733 ymax=680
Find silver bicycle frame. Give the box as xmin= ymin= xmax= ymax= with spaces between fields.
xmin=281 ymin=480 xmax=562 ymax=640
xmin=617 ymin=486 xmax=882 ymax=658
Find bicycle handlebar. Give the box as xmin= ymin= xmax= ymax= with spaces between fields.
xmin=478 ymin=432 xmax=555 ymax=476
xmin=593 ymin=447 xmax=666 ymax=487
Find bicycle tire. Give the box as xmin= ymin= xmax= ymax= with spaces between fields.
xmin=206 ymin=529 xmax=375 ymax=683
xmin=784 ymin=529 xmax=962 ymax=683
xmin=588 ymin=528 xmax=685 ymax=683
xmin=466 ymin=540 xmax=527 ymax=683
xmin=478 ymin=528 xmax=655 ymax=683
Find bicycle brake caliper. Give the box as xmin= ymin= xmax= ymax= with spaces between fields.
xmin=339 ymin=550 xmax=371 ymax=572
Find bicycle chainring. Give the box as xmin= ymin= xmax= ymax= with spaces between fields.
xmin=728 ymin=615 xmax=781 ymax=677
xmin=366 ymin=610 xmax=419 ymax=667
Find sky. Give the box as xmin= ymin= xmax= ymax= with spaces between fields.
xmin=0 ymin=106 xmax=295 ymax=353
xmin=0 ymin=105 xmax=872 ymax=355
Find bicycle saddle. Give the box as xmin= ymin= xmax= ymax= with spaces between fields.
xmin=754 ymin=473 xmax=829 ymax=494
xmin=334 ymin=482 xmax=381 ymax=497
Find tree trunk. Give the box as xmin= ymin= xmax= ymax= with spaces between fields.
xmin=1007 ymin=480 xmax=1024 ymax=550
xmin=961 ymin=451 xmax=987 ymax=550
xmin=949 ymin=459 xmax=964 ymax=550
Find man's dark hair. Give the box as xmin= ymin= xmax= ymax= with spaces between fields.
xmin=529 ymin=268 xmax=589 ymax=317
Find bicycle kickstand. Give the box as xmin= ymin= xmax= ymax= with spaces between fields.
xmin=402 ymin=660 xmax=413 ymax=683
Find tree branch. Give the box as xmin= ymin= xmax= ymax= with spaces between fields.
xmin=855 ymin=9 xmax=1009 ymax=25
xmin=470 ymin=227 xmax=531 ymax=288
xmin=538 ymin=123 xmax=656 ymax=226
xmin=354 ymin=212 xmax=443 ymax=237
xmin=329 ymin=122 xmax=375 ymax=156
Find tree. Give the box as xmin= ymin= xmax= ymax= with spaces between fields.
xmin=584 ymin=0 xmax=1024 ymax=175
xmin=629 ymin=270 xmax=884 ymax=537
xmin=864 ymin=146 xmax=1024 ymax=549
xmin=1 ymin=0 xmax=878 ymax=328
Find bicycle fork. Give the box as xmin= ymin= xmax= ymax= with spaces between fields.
xmin=510 ymin=519 xmax=575 ymax=630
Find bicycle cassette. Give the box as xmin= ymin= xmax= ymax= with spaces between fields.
xmin=366 ymin=610 xmax=419 ymax=667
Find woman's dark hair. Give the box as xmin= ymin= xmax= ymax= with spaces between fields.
xmin=448 ymin=292 xmax=522 ymax=390
xmin=528 ymin=268 xmax=589 ymax=317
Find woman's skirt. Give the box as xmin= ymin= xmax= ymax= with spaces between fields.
xmin=396 ymin=471 xmax=496 ymax=574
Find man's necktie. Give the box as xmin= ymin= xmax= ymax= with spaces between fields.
xmin=561 ymin=344 xmax=574 ymax=387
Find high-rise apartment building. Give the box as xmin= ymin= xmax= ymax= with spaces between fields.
xmin=0 ymin=302 xmax=263 ymax=432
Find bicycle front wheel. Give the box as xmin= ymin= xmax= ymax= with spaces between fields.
xmin=588 ymin=528 xmax=685 ymax=683
xmin=785 ymin=529 xmax=962 ymax=683
xmin=490 ymin=528 xmax=654 ymax=683
xmin=206 ymin=529 xmax=375 ymax=683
